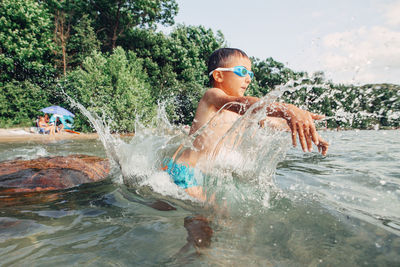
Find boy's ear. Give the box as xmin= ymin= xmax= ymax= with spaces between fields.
xmin=212 ymin=70 xmax=224 ymax=83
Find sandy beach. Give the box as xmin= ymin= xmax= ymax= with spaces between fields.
xmin=0 ymin=128 xmax=100 ymax=143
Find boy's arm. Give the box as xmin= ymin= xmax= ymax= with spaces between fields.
xmin=204 ymin=88 xmax=327 ymax=154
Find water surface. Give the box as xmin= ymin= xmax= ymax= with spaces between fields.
xmin=0 ymin=130 xmax=399 ymax=266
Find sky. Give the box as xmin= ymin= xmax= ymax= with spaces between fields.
xmin=167 ymin=0 xmax=400 ymax=85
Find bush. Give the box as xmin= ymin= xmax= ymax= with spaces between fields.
xmin=61 ymin=47 xmax=156 ymax=132
xmin=0 ymin=80 xmax=51 ymax=127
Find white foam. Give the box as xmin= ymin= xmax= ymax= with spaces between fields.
xmin=140 ymin=171 xmax=194 ymax=201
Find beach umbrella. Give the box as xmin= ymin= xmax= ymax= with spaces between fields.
xmin=40 ymin=105 xmax=75 ymax=117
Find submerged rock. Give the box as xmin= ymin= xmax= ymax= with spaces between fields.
xmin=184 ymin=215 xmax=213 ymax=248
xmin=148 ymin=199 xmax=177 ymax=211
xmin=0 ymin=155 xmax=110 ymax=193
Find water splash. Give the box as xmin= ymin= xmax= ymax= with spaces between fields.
xmin=66 ymin=95 xmax=122 ymax=168
xmin=65 ymin=85 xmax=295 ymax=211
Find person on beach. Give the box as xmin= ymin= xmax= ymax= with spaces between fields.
xmin=38 ymin=115 xmax=56 ymax=135
xmin=55 ymin=117 xmax=64 ymax=133
xmin=44 ymin=114 xmax=51 ymax=124
xmin=162 ymin=48 xmax=329 ymax=201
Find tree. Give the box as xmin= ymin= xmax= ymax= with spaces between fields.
xmin=89 ymin=0 xmax=178 ymax=50
xmin=169 ymin=24 xmax=225 ymax=86
xmin=0 ymin=0 xmax=55 ymax=83
xmin=119 ymin=24 xmax=225 ymax=124
xmin=44 ymin=0 xmax=100 ymax=76
xmin=67 ymin=14 xmax=101 ymax=69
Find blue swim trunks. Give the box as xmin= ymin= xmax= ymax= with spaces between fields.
xmin=161 ymin=159 xmax=200 ymax=189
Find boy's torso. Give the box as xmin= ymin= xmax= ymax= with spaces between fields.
xmin=176 ymin=90 xmax=241 ymax=168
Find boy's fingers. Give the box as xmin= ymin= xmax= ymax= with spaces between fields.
xmin=291 ymin=123 xmax=297 ymax=147
xmin=297 ymin=125 xmax=307 ymax=152
xmin=318 ymin=137 xmax=329 ymax=156
xmin=305 ymin=128 xmax=312 ymax=152
xmin=311 ymin=113 xmax=325 ymax=120
xmin=310 ymin=123 xmax=319 ymax=145
xmin=321 ymin=145 xmax=328 ymax=156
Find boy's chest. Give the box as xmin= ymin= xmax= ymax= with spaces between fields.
xmin=209 ymin=109 xmax=240 ymax=129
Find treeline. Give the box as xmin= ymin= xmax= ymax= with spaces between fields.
xmin=1 ymin=0 xmax=399 ymax=131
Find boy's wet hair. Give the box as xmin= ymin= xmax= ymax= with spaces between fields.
xmin=208 ymin=48 xmax=249 ymax=86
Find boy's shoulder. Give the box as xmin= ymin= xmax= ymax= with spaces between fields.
xmin=204 ymin=87 xmax=222 ymax=93
xmin=202 ymin=87 xmax=227 ymax=100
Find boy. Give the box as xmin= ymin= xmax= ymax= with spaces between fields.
xmin=163 ymin=48 xmax=329 ymax=200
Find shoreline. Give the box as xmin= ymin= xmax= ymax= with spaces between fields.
xmin=0 ymin=128 xmax=100 ymax=143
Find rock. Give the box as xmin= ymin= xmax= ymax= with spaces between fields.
xmin=184 ymin=215 xmax=213 ymax=248
xmin=148 ymin=200 xmax=177 ymax=211
xmin=0 ymin=155 xmax=110 ymax=193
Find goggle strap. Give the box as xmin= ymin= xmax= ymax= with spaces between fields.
xmin=209 ymin=67 xmax=234 ymax=76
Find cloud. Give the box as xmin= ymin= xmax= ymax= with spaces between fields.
xmin=321 ymin=26 xmax=400 ymax=84
xmin=384 ymin=1 xmax=400 ymax=26
xmin=311 ymin=11 xmax=324 ymax=18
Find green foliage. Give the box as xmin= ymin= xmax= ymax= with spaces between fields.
xmin=247 ymin=57 xmax=303 ymax=97
xmin=43 ymin=0 xmax=101 ymax=75
xmin=0 ymin=80 xmax=51 ymax=127
xmin=62 ymin=47 xmax=155 ymax=132
xmin=89 ymin=0 xmax=178 ymax=50
xmin=162 ymin=25 xmax=225 ymax=124
xmin=356 ymin=84 xmax=400 ymax=128
xmin=0 ymin=0 xmax=56 ymax=83
xmin=119 ymin=24 xmax=225 ymax=124
xmin=278 ymin=78 xmax=400 ymax=129
xmin=121 ymin=25 xmax=224 ymax=89
xmin=67 ymin=15 xmax=102 ymax=70
xmin=0 ymin=0 xmax=58 ymax=127
xmin=120 ymin=28 xmax=178 ymax=94
xmin=169 ymin=25 xmax=225 ymax=86
xmin=0 ymin=0 xmax=398 ymax=131
xmin=248 ymin=60 xmax=400 ymax=129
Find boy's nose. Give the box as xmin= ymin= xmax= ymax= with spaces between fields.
xmin=245 ymin=74 xmax=251 ymax=84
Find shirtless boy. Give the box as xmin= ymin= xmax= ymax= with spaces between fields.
xmin=163 ymin=48 xmax=329 ymax=200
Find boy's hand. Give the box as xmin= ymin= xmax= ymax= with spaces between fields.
xmin=283 ymin=104 xmax=326 ymax=153
xmin=317 ymin=135 xmax=329 ymax=156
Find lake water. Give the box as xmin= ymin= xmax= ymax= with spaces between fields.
xmin=0 ymin=129 xmax=399 ymax=266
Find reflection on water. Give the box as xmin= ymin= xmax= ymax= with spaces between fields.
xmin=1 ymin=129 xmax=399 ymax=265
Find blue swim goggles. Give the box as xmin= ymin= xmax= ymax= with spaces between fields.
xmin=209 ymin=66 xmax=254 ymax=79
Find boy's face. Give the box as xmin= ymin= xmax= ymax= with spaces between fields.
xmin=215 ymin=55 xmax=252 ymax=97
